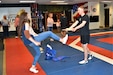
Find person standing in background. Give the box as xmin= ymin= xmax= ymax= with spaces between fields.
xmin=1 ymin=15 xmax=10 ymax=38
xmin=56 ymin=19 xmax=61 ymax=32
xmin=14 ymin=15 xmax=19 ymax=38
xmin=0 ymin=21 xmax=3 ymax=39
xmin=60 ymin=13 xmax=68 ymax=30
xmin=0 ymin=21 xmax=2 ymax=28
xmin=60 ymin=13 xmax=68 ymax=44
xmin=47 ymin=13 xmax=55 ymax=31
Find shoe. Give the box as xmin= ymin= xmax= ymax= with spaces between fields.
xmin=40 ymin=47 xmax=44 ymax=53
xmin=47 ymin=44 xmax=52 ymax=49
xmin=50 ymin=38 xmax=54 ymax=41
xmin=62 ymin=34 xmax=68 ymax=44
xmin=29 ymin=67 xmax=39 ymax=73
xmin=15 ymin=36 xmax=18 ymax=38
xmin=88 ymin=55 xmax=93 ymax=60
xmin=79 ymin=60 xmax=88 ymax=64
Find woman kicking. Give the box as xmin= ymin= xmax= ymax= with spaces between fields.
xmin=18 ymin=12 xmax=68 ymax=73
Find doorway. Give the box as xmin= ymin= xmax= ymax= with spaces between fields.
xmin=104 ymin=9 xmax=109 ymax=27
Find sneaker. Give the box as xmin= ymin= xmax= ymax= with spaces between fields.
xmin=88 ymin=55 xmax=93 ymax=60
xmin=15 ymin=36 xmax=18 ymax=38
xmin=29 ymin=67 xmax=39 ymax=73
xmin=40 ymin=47 xmax=44 ymax=53
xmin=79 ymin=60 xmax=88 ymax=64
xmin=50 ymin=38 xmax=54 ymax=41
xmin=62 ymin=34 xmax=68 ymax=44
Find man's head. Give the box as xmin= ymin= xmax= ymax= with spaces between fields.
xmin=61 ymin=12 xmax=65 ymax=16
xmin=77 ymin=6 xmax=85 ymax=15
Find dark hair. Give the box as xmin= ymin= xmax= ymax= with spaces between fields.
xmin=18 ymin=12 xmax=28 ymax=36
xmin=3 ymin=15 xmax=7 ymax=20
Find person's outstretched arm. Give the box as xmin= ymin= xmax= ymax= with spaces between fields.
xmin=24 ymin=23 xmax=40 ymax=46
xmin=63 ymin=20 xmax=79 ymax=31
xmin=69 ymin=20 xmax=79 ymax=29
xmin=72 ymin=21 xmax=86 ymax=32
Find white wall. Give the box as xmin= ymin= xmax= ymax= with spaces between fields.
xmin=99 ymin=2 xmax=113 ymax=28
xmin=88 ymin=2 xmax=113 ymax=29
xmin=88 ymin=2 xmax=100 ymax=29
xmin=0 ymin=7 xmax=31 ymax=32
xmin=99 ymin=3 xmax=104 ymax=28
xmin=109 ymin=2 xmax=113 ymax=27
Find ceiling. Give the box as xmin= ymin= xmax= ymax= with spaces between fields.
xmin=0 ymin=0 xmax=113 ymax=5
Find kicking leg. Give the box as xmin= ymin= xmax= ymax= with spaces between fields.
xmin=34 ymin=31 xmax=64 ymax=43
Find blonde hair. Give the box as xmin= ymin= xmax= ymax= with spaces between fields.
xmin=17 ymin=9 xmax=25 ymax=16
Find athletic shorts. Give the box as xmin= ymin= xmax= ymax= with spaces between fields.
xmin=80 ymin=35 xmax=90 ymax=44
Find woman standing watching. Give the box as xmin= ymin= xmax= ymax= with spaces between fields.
xmin=1 ymin=15 xmax=10 ymax=38
xmin=47 ymin=13 xmax=55 ymax=31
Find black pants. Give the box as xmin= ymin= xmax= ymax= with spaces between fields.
xmin=15 ymin=26 xmax=18 ymax=36
xmin=3 ymin=26 xmax=9 ymax=38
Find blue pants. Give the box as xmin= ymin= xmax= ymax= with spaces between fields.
xmin=47 ymin=27 xmax=53 ymax=31
xmin=29 ymin=31 xmax=60 ymax=65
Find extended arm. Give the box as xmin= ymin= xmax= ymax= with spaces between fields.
xmin=24 ymin=23 xmax=40 ymax=46
xmin=24 ymin=30 xmax=40 ymax=46
xmin=73 ymin=21 xmax=86 ymax=31
xmin=69 ymin=20 xmax=79 ymax=29
xmin=63 ymin=20 xmax=79 ymax=31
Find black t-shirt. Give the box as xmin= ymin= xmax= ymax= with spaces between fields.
xmin=60 ymin=16 xmax=67 ymax=29
xmin=77 ymin=15 xmax=90 ymax=35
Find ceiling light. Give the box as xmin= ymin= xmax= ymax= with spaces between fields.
xmin=56 ymin=3 xmax=68 ymax=5
xmin=51 ymin=1 xmax=65 ymax=3
xmin=101 ymin=1 xmax=112 ymax=3
xmin=19 ymin=0 xmax=36 ymax=3
xmin=0 ymin=1 xmax=1 ymax=3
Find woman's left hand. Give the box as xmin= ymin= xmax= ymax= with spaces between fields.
xmin=35 ymin=41 xmax=41 ymax=46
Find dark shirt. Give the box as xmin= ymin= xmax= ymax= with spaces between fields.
xmin=0 ymin=21 xmax=2 ymax=25
xmin=77 ymin=15 xmax=90 ymax=35
xmin=60 ymin=16 xmax=67 ymax=29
